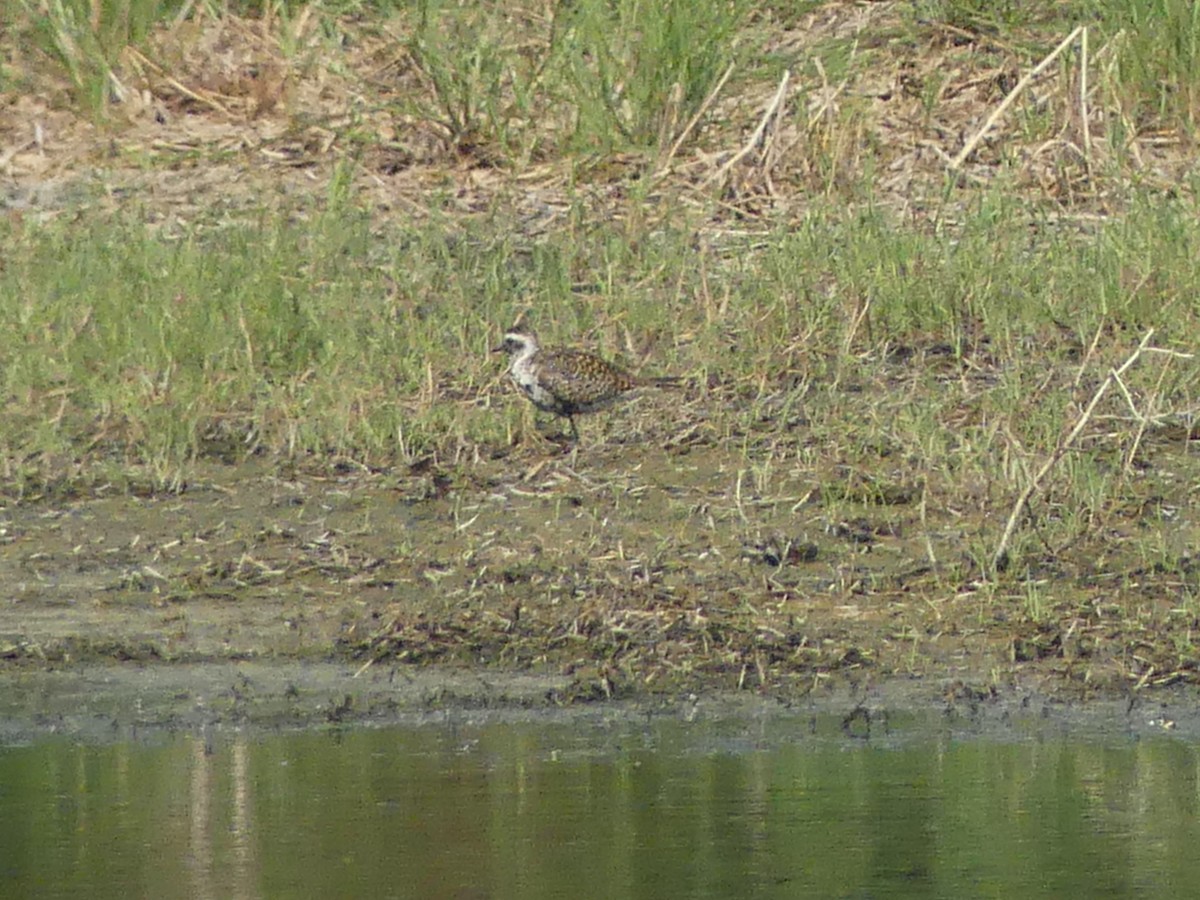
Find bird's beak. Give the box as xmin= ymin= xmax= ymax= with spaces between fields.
xmin=490 ymin=343 xmax=505 ymax=354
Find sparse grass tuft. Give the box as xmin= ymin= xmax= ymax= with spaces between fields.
xmin=396 ymin=0 xmax=746 ymax=164
xmin=1098 ymin=0 xmax=1200 ymax=135
xmin=13 ymin=0 xmax=177 ymax=113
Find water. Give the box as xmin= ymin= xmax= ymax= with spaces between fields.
xmin=2 ymin=713 xmax=1198 ymax=899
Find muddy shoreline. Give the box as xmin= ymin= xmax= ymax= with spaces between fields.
xmin=1 ymin=658 xmax=1195 ymax=748
xmin=1 ymin=459 xmax=1193 ymax=743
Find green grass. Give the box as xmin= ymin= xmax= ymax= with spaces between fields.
xmin=10 ymin=0 xmax=183 ymax=111
xmin=13 ymin=0 xmax=1200 ymax=153
xmin=1098 ymin=0 xmax=1200 ymax=133
xmin=397 ymin=0 xmax=747 ymax=162
xmin=5 ymin=0 xmax=1200 ymax=594
xmin=3 ymin=184 xmax=1199 ymax=488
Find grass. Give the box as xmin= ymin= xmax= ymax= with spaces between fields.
xmin=4 ymin=184 xmax=1197 ymax=498
xmin=1098 ymin=0 xmax=1200 ymax=133
xmin=5 ymin=0 xmax=1200 ymax=689
xmin=8 ymin=0 xmax=179 ymax=111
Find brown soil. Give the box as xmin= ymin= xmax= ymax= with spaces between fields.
xmin=1 ymin=444 xmax=1186 ymax=715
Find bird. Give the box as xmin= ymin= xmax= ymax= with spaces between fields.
xmin=492 ymin=329 xmax=678 ymax=440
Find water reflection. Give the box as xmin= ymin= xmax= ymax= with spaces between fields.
xmin=2 ymin=718 xmax=1199 ymax=898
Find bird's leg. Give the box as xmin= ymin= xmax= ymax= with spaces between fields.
xmin=568 ymin=416 xmax=580 ymax=442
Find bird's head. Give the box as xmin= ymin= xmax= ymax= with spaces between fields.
xmin=492 ymin=330 xmax=539 ymax=358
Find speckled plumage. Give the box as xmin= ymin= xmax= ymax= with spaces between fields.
xmin=493 ymin=330 xmax=675 ymax=439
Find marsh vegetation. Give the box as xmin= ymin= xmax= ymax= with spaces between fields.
xmin=4 ymin=0 xmax=1200 ymax=700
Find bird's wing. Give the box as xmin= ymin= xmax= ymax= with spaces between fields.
xmin=541 ymin=349 xmax=637 ymax=390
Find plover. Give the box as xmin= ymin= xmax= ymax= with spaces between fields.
xmin=493 ymin=329 xmax=677 ymax=440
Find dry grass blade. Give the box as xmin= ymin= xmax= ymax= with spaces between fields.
xmin=991 ymin=328 xmax=1154 ymax=576
xmin=654 ymin=62 xmax=736 ymax=177
xmin=950 ymin=25 xmax=1085 ymax=170
xmin=1079 ymin=24 xmax=1092 ymax=168
xmin=703 ymin=68 xmax=791 ymax=190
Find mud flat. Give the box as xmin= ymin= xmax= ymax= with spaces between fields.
xmin=2 ymin=456 xmax=1195 ymax=742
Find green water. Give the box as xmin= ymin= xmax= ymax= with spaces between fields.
xmin=1 ymin=715 xmax=1197 ymax=898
